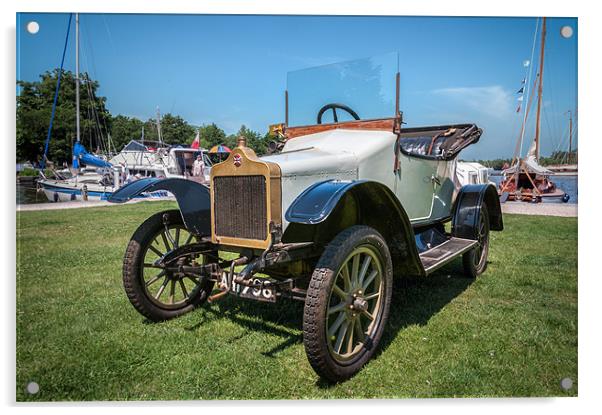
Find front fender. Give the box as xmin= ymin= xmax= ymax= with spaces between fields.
xmin=285 ymin=179 xmax=368 ymax=224
xmin=108 ymin=178 xmax=211 ymax=236
xmin=285 ymin=179 xmax=425 ymax=277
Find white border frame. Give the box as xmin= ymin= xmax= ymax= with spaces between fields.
xmin=3 ymin=1 xmax=597 ymax=414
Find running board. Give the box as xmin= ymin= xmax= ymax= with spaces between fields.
xmin=420 ymin=237 xmax=478 ymax=275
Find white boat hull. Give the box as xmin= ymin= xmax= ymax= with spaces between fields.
xmin=38 ymin=180 xmax=170 ymax=202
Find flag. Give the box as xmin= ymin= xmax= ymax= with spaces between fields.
xmin=521 ymin=78 xmax=526 ymax=84
xmin=191 ymin=130 xmax=200 ymax=149
xmin=517 ymin=95 xmax=524 ymax=102
xmin=523 ymin=60 xmax=530 ymax=67
xmin=517 ymin=86 xmax=524 ymax=94
xmin=516 ymin=104 xmax=521 ymax=113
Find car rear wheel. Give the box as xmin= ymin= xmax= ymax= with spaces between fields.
xmin=122 ymin=210 xmax=215 ymax=322
xmin=462 ymin=204 xmax=490 ymax=278
xmin=303 ymin=226 xmax=393 ymax=382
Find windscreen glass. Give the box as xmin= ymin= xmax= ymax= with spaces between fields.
xmin=286 ymin=52 xmax=399 ymax=127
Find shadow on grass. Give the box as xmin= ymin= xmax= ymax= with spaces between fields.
xmin=381 ymin=265 xmax=474 ymax=350
xmin=185 ymin=295 xmax=305 ymax=357
xmin=316 ymin=262 xmax=475 ymax=389
xmin=182 ymin=260 xmax=474 ymax=384
xmin=316 ymin=261 xmax=474 ymax=389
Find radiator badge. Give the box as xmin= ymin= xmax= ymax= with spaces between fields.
xmin=233 ymin=153 xmax=242 ymax=167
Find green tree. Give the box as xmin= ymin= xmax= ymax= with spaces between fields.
xmin=197 ymin=123 xmax=226 ymax=149
xmin=138 ymin=113 xmax=195 ymax=146
xmin=472 ymin=158 xmax=512 ymax=170
xmin=159 ymin=113 xmax=196 ymax=145
xmin=539 ymin=150 xmax=578 ymax=166
xmin=141 ymin=118 xmax=160 ymax=142
xmin=17 ymin=69 xmax=111 ymax=164
xmin=227 ymin=125 xmax=268 ymax=155
xmin=110 ymin=115 xmax=144 ymax=151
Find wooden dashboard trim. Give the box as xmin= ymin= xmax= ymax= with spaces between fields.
xmin=285 ymin=117 xmax=398 ymax=139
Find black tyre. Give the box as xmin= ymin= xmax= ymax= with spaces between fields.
xmin=122 ymin=210 xmax=215 ymax=322
xmin=303 ymin=225 xmax=393 ymax=382
xmin=462 ymin=204 xmax=490 ymax=278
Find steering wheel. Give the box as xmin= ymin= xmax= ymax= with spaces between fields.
xmin=316 ymin=103 xmax=360 ymax=124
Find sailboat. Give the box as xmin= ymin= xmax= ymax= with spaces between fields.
xmin=499 ymin=140 xmax=568 ymax=202
xmin=498 ymin=17 xmax=570 ymax=203
xmin=36 ymin=14 xmax=211 ymax=202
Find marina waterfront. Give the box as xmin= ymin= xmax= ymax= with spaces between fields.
xmin=17 ymin=173 xmax=579 ymax=206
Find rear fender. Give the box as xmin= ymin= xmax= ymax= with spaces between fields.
xmin=452 ymin=183 xmax=503 ymax=239
xmin=108 ymin=178 xmax=211 ymax=236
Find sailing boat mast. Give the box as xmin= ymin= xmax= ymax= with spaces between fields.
xmin=568 ymin=110 xmax=573 ymax=164
xmin=75 ymin=13 xmax=80 ymax=145
xmin=534 ymin=16 xmax=546 ymax=161
xmin=517 ymin=18 xmax=540 ymax=161
xmin=156 ymin=106 xmax=163 ymax=146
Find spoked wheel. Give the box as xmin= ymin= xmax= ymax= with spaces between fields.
xmin=326 ymin=246 xmax=384 ymax=361
xmin=303 ymin=226 xmax=392 ymax=382
xmin=123 ymin=210 xmax=215 ymax=321
xmin=462 ymin=204 xmax=490 ymax=278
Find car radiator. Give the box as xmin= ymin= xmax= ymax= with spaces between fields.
xmin=213 ymin=175 xmax=268 ymax=241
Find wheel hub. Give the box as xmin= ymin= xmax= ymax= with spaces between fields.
xmin=352 ymin=297 xmax=368 ymax=312
xmin=166 ymin=256 xmax=193 ymax=281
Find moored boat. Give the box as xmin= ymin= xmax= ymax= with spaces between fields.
xmin=497 ymin=17 xmax=571 ymax=204
xmin=38 ymin=141 xmax=212 ymax=202
xmin=498 ymin=144 xmax=569 ymax=203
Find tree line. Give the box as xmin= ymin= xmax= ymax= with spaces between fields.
xmin=471 ymin=150 xmax=578 ymax=170
xmin=17 ymin=69 xmax=271 ymax=165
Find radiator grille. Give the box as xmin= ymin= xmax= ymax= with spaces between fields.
xmin=213 ymin=175 xmax=267 ymax=241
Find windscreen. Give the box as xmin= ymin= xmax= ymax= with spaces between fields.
xmin=286 ymin=52 xmax=399 ymax=127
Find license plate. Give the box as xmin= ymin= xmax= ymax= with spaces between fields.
xmin=222 ymin=274 xmax=277 ymax=302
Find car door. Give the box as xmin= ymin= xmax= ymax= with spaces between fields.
xmin=395 ymin=153 xmax=437 ymax=222
xmin=430 ymin=158 xmax=457 ymax=220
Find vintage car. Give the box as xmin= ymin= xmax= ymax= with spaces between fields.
xmin=109 ymin=53 xmax=503 ymax=382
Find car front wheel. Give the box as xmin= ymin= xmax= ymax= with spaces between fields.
xmin=303 ymin=225 xmax=393 ymax=382
xmin=122 ymin=210 xmax=215 ymax=322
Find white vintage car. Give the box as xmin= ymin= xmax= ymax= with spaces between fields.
xmin=110 ymin=53 xmax=503 ymax=382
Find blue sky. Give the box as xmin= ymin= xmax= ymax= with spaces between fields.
xmin=16 ymin=13 xmax=577 ymax=159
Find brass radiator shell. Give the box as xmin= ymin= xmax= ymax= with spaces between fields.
xmin=210 ymin=145 xmax=282 ymax=249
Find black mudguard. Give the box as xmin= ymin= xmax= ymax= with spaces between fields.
xmin=452 ymin=183 xmax=503 ymax=239
xmin=108 ymin=178 xmax=211 ymax=236
xmin=285 ymin=179 xmax=369 ymax=224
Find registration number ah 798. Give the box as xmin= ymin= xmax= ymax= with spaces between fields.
xmin=221 ymin=274 xmax=277 ymax=302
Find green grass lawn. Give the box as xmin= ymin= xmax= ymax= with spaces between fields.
xmin=16 ymin=202 xmax=577 ymax=400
